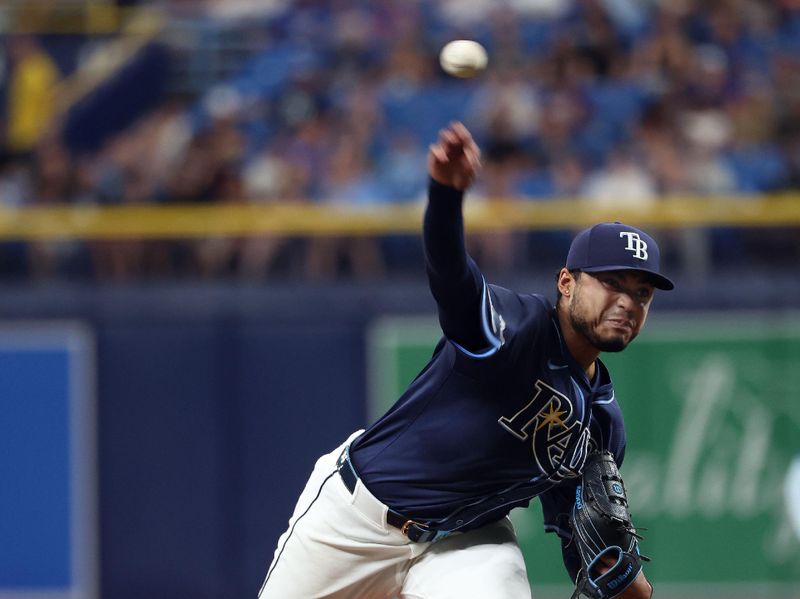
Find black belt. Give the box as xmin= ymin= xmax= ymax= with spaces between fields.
xmin=336 ymin=448 xmax=447 ymax=543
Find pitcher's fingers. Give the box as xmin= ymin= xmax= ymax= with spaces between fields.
xmin=438 ymin=126 xmax=456 ymax=144
xmin=451 ymin=123 xmax=479 ymax=161
xmin=429 ymin=143 xmax=450 ymax=164
xmin=450 ymin=121 xmax=473 ymax=144
xmin=464 ymin=144 xmax=482 ymax=170
xmin=440 ymin=128 xmax=463 ymax=153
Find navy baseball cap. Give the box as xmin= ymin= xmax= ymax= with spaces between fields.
xmin=566 ymin=222 xmax=674 ymax=290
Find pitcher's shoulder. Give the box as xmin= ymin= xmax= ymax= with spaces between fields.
xmin=485 ymin=285 xmax=553 ymax=317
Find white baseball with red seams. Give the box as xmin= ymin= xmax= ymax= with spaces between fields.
xmin=439 ymin=40 xmax=488 ymax=78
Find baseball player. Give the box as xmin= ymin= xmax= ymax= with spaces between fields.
xmin=259 ymin=122 xmax=670 ymax=599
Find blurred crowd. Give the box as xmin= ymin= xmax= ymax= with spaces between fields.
xmin=1 ymin=0 xmax=800 ymax=282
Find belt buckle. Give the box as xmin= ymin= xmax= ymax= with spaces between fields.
xmin=400 ymin=519 xmax=427 ymax=537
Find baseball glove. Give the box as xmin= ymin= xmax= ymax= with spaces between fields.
xmin=569 ymin=451 xmax=649 ymax=599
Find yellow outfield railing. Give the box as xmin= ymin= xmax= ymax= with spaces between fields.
xmin=0 ymin=195 xmax=799 ymax=241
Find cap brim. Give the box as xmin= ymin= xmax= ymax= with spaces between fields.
xmin=580 ymin=265 xmax=675 ymax=291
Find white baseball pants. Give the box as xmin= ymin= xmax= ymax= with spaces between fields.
xmin=258 ymin=431 xmax=533 ymax=599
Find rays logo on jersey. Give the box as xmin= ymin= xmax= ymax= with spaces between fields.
xmin=498 ymin=380 xmax=590 ymax=481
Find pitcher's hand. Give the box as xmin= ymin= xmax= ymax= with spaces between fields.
xmin=427 ymin=121 xmax=481 ymax=191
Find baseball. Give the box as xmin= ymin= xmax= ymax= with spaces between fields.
xmin=439 ymin=40 xmax=488 ymax=79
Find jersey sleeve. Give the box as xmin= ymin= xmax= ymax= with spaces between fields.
xmin=424 ymin=179 xmax=550 ymax=361
xmin=423 ymin=178 xmax=494 ymax=354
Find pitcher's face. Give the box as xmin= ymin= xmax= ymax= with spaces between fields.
xmin=567 ymin=271 xmax=655 ymax=352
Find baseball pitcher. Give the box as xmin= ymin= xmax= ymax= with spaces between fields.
xmin=259 ymin=122 xmax=671 ymax=599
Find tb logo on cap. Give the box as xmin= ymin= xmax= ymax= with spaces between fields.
xmin=619 ymin=231 xmax=648 ymax=260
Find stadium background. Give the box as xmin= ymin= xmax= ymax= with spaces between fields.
xmin=0 ymin=0 xmax=799 ymax=598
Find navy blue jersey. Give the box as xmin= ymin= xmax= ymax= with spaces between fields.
xmin=349 ymin=180 xmax=626 ymax=549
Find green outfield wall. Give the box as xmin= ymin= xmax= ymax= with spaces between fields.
xmin=368 ymin=313 xmax=800 ymax=598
